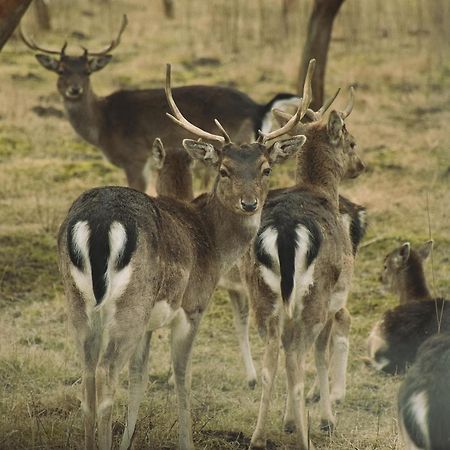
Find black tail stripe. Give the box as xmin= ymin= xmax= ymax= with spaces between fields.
xmin=89 ymin=223 xmax=110 ymax=306
xmin=277 ymin=227 xmax=298 ymax=304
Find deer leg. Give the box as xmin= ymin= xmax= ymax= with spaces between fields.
xmin=315 ymin=318 xmax=335 ymax=433
xmin=96 ymin=335 xmax=140 ymax=450
xmin=228 ymin=289 xmax=257 ymax=389
xmin=329 ymin=308 xmax=351 ymax=403
xmin=250 ymin=319 xmax=279 ymax=449
xmin=170 ymin=309 xmax=202 ymax=450
xmin=120 ymin=330 xmax=153 ymax=450
xmin=284 ymin=330 xmax=315 ymax=450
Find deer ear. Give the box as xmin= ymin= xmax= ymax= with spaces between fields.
xmin=182 ymin=139 xmax=219 ymax=166
xmin=151 ymin=138 xmax=165 ymax=170
xmin=417 ymin=240 xmax=433 ymax=261
xmin=398 ymin=242 xmax=411 ymax=265
xmin=268 ymin=135 xmax=306 ymax=164
xmin=88 ymin=55 xmax=112 ymax=73
xmin=35 ymin=54 xmax=60 ymax=72
xmin=327 ymin=110 xmax=344 ymax=144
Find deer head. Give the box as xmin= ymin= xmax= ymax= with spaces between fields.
xmin=20 ymin=15 xmax=127 ymax=101
xmin=164 ymin=64 xmax=310 ymax=214
xmin=272 ymin=87 xmax=365 ymax=180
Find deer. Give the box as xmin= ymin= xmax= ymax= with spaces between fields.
xmin=237 ymin=79 xmax=365 ymax=449
xmin=57 ymin=63 xmax=309 ymax=450
xmin=21 ymin=15 xmax=301 ymax=194
xmin=397 ymin=332 xmax=450 ymax=450
xmin=367 ymin=240 xmax=450 ymax=374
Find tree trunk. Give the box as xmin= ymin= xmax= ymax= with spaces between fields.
xmin=33 ymin=0 xmax=51 ymax=30
xmin=298 ymin=0 xmax=345 ymax=109
xmin=0 ymin=0 xmax=33 ymax=51
xmin=162 ymin=0 xmax=175 ymax=19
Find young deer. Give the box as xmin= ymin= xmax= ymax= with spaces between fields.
xmin=398 ymin=332 xmax=450 ymax=450
xmin=240 ymin=86 xmax=365 ymax=450
xmin=21 ymin=16 xmax=299 ymax=193
xmin=57 ymin=64 xmax=308 ymax=450
xmin=367 ymin=241 xmax=450 ymax=374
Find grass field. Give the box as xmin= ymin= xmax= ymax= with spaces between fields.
xmin=0 ymin=0 xmax=449 ymax=448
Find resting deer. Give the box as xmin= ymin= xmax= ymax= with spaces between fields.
xmin=57 ymin=64 xmax=308 ymax=450
xmin=239 ymin=82 xmax=365 ymax=450
xmin=367 ymin=240 xmax=450 ymax=374
xmin=21 ymin=16 xmax=300 ymax=194
xmin=398 ymin=332 xmax=450 ymax=450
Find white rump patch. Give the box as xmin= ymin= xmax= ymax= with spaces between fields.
xmin=69 ymin=221 xmax=95 ymax=305
xmin=341 ymin=213 xmax=352 ymax=237
xmin=406 ymin=391 xmax=430 ymax=449
xmin=258 ymin=227 xmax=280 ymax=294
xmin=358 ymin=209 xmax=367 ymax=229
xmin=101 ymin=221 xmax=133 ymax=308
xmin=260 ymin=96 xmax=301 ymax=135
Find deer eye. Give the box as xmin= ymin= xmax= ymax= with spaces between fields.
xmin=350 ymin=142 xmax=356 ymax=149
xmin=219 ymin=168 xmax=229 ymax=178
xmin=262 ymin=167 xmax=272 ymax=176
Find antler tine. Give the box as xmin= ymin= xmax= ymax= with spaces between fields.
xmin=342 ymin=86 xmax=355 ymax=119
xmin=312 ymin=87 xmax=341 ymax=120
xmin=19 ymin=26 xmax=62 ymax=55
xmin=214 ymin=119 xmax=231 ymax=144
xmin=86 ymin=14 xmax=128 ymax=56
xmin=258 ymin=58 xmax=315 ymax=143
xmin=164 ymin=64 xmax=225 ymax=144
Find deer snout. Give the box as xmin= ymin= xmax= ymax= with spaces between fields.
xmin=240 ymin=198 xmax=258 ymax=213
xmin=66 ymin=85 xmax=84 ymax=99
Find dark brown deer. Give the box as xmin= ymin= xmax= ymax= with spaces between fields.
xmin=240 ymin=85 xmax=365 ymax=450
xmin=398 ymin=332 xmax=450 ymax=450
xmin=21 ymin=16 xmax=300 ymax=194
xmin=57 ymin=64 xmax=308 ymax=450
xmin=367 ymin=240 xmax=450 ymax=374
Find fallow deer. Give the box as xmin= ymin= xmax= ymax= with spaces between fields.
xmin=57 ymin=64 xmax=308 ymax=450
xmin=239 ymin=84 xmax=365 ymax=450
xmin=21 ymin=16 xmax=300 ymax=194
xmin=367 ymin=240 xmax=450 ymax=374
xmin=398 ymin=332 xmax=450 ymax=450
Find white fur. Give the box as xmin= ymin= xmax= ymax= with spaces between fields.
xmin=69 ymin=221 xmax=95 ymax=306
xmin=329 ymin=290 xmax=348 ymax=313
xmin=260 ymin=97 xmax=301 ymax=135
xmin=341 ymin=213 xmax=352 ymax=237
xmin=358 ymin=209 xmax=367 ymax=229
xmin=170 ymin=308 xmax=192 ymax=345
xmin=406 ymin=391 xmax=430 ymax=449
xmin=399 ymin=415 xmax=424 ymax=450
xmin=258 ymin=227 xmax=281 ymax=293
xmin=100 ymin=222 xmax=133 ymax=309
xmin=148 ymin=301 xmax=178 ymax=330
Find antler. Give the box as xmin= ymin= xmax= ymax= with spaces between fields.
xmin=20 ymin=27 xmax=67 ymax=55
xmin=306 ymin=87 xmax=341 ymax=121
xmin=165 ymin=64 xmax=228 ymax=145
xmin=258 ymin=58 xmax=316 ymax=143
xmin=84 ymin=14 xmax=128 ymax=56
xmin=341 ymin=86 xmax=355 ymax=119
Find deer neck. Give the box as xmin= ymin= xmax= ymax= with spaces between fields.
xmin=201 ymin=192 xmax=262 ymax=271
xmin=397 ymin=266 xmax=432 ymax=304
xmin=63 ymin=85 xmax=103 ymax=147
xmin=295 ymin=141 xmax=342 ymax=206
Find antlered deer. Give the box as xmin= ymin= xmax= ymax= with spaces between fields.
xmin=240 ymin=79 xmax=365 ymax=449
xmin=21 ymin=15 xmax=300 ymax=193
xmin=367 ymin=240 xmax=450 ymax=374
xmin=57 ymin=64 xmax=308 ymax=450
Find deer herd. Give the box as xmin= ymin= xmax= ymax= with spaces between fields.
xmin=19 ymin=13 xmax=449 ymax=450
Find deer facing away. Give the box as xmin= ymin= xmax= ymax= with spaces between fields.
xmin=398 ymin=331 xmax=450 ymax=450
xmin=21 ymin=15 xmax=300 ymax=194
xmin=367 ymin=240 xmax=450 ymax=374
xmin=238 ymin=84 xmax=365 ymax=450
xmin=57 ymin=64 xmax=308 ymax=450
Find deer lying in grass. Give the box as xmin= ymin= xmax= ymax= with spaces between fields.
xmin=367 ymin=241 xmax=450 ymax=374
xmin=57 ymin=64 xmax=308 ymax=450
xmin=21 ymin=16 xmax=300 ymax=193
xmin=239 ymin=81 xmax=365 ymax=449
xmin=398 ymin=332 xmax=450 ymax=450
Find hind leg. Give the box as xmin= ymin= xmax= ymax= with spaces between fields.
xmin=120 ymin=331 xmax=153 ymax=450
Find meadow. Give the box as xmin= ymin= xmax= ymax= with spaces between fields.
xmin=0 ymin=0 xmax=449 ymax=448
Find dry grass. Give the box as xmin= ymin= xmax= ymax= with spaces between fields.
xmin=0 ymin=0 xmax=449 ymax=448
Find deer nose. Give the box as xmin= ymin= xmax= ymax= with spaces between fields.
xmin=358 ymin=160 xmax=366 ymax=172
xmin=240 ymin=198 xmax=258 ymax=212
xmin=67 ymin=85 xmax=83 ymax=97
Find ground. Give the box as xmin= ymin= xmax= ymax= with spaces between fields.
xmin=0 ymin=0 xmax=449 ymax=449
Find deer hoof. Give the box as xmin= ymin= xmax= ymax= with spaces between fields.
xmin=283 ymin=420 xmax=296 ymax=433
xmin=248 ymin=379 xmax=257 ymax=390
xmin=320 ymin=419 xmax=335 ymax=434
